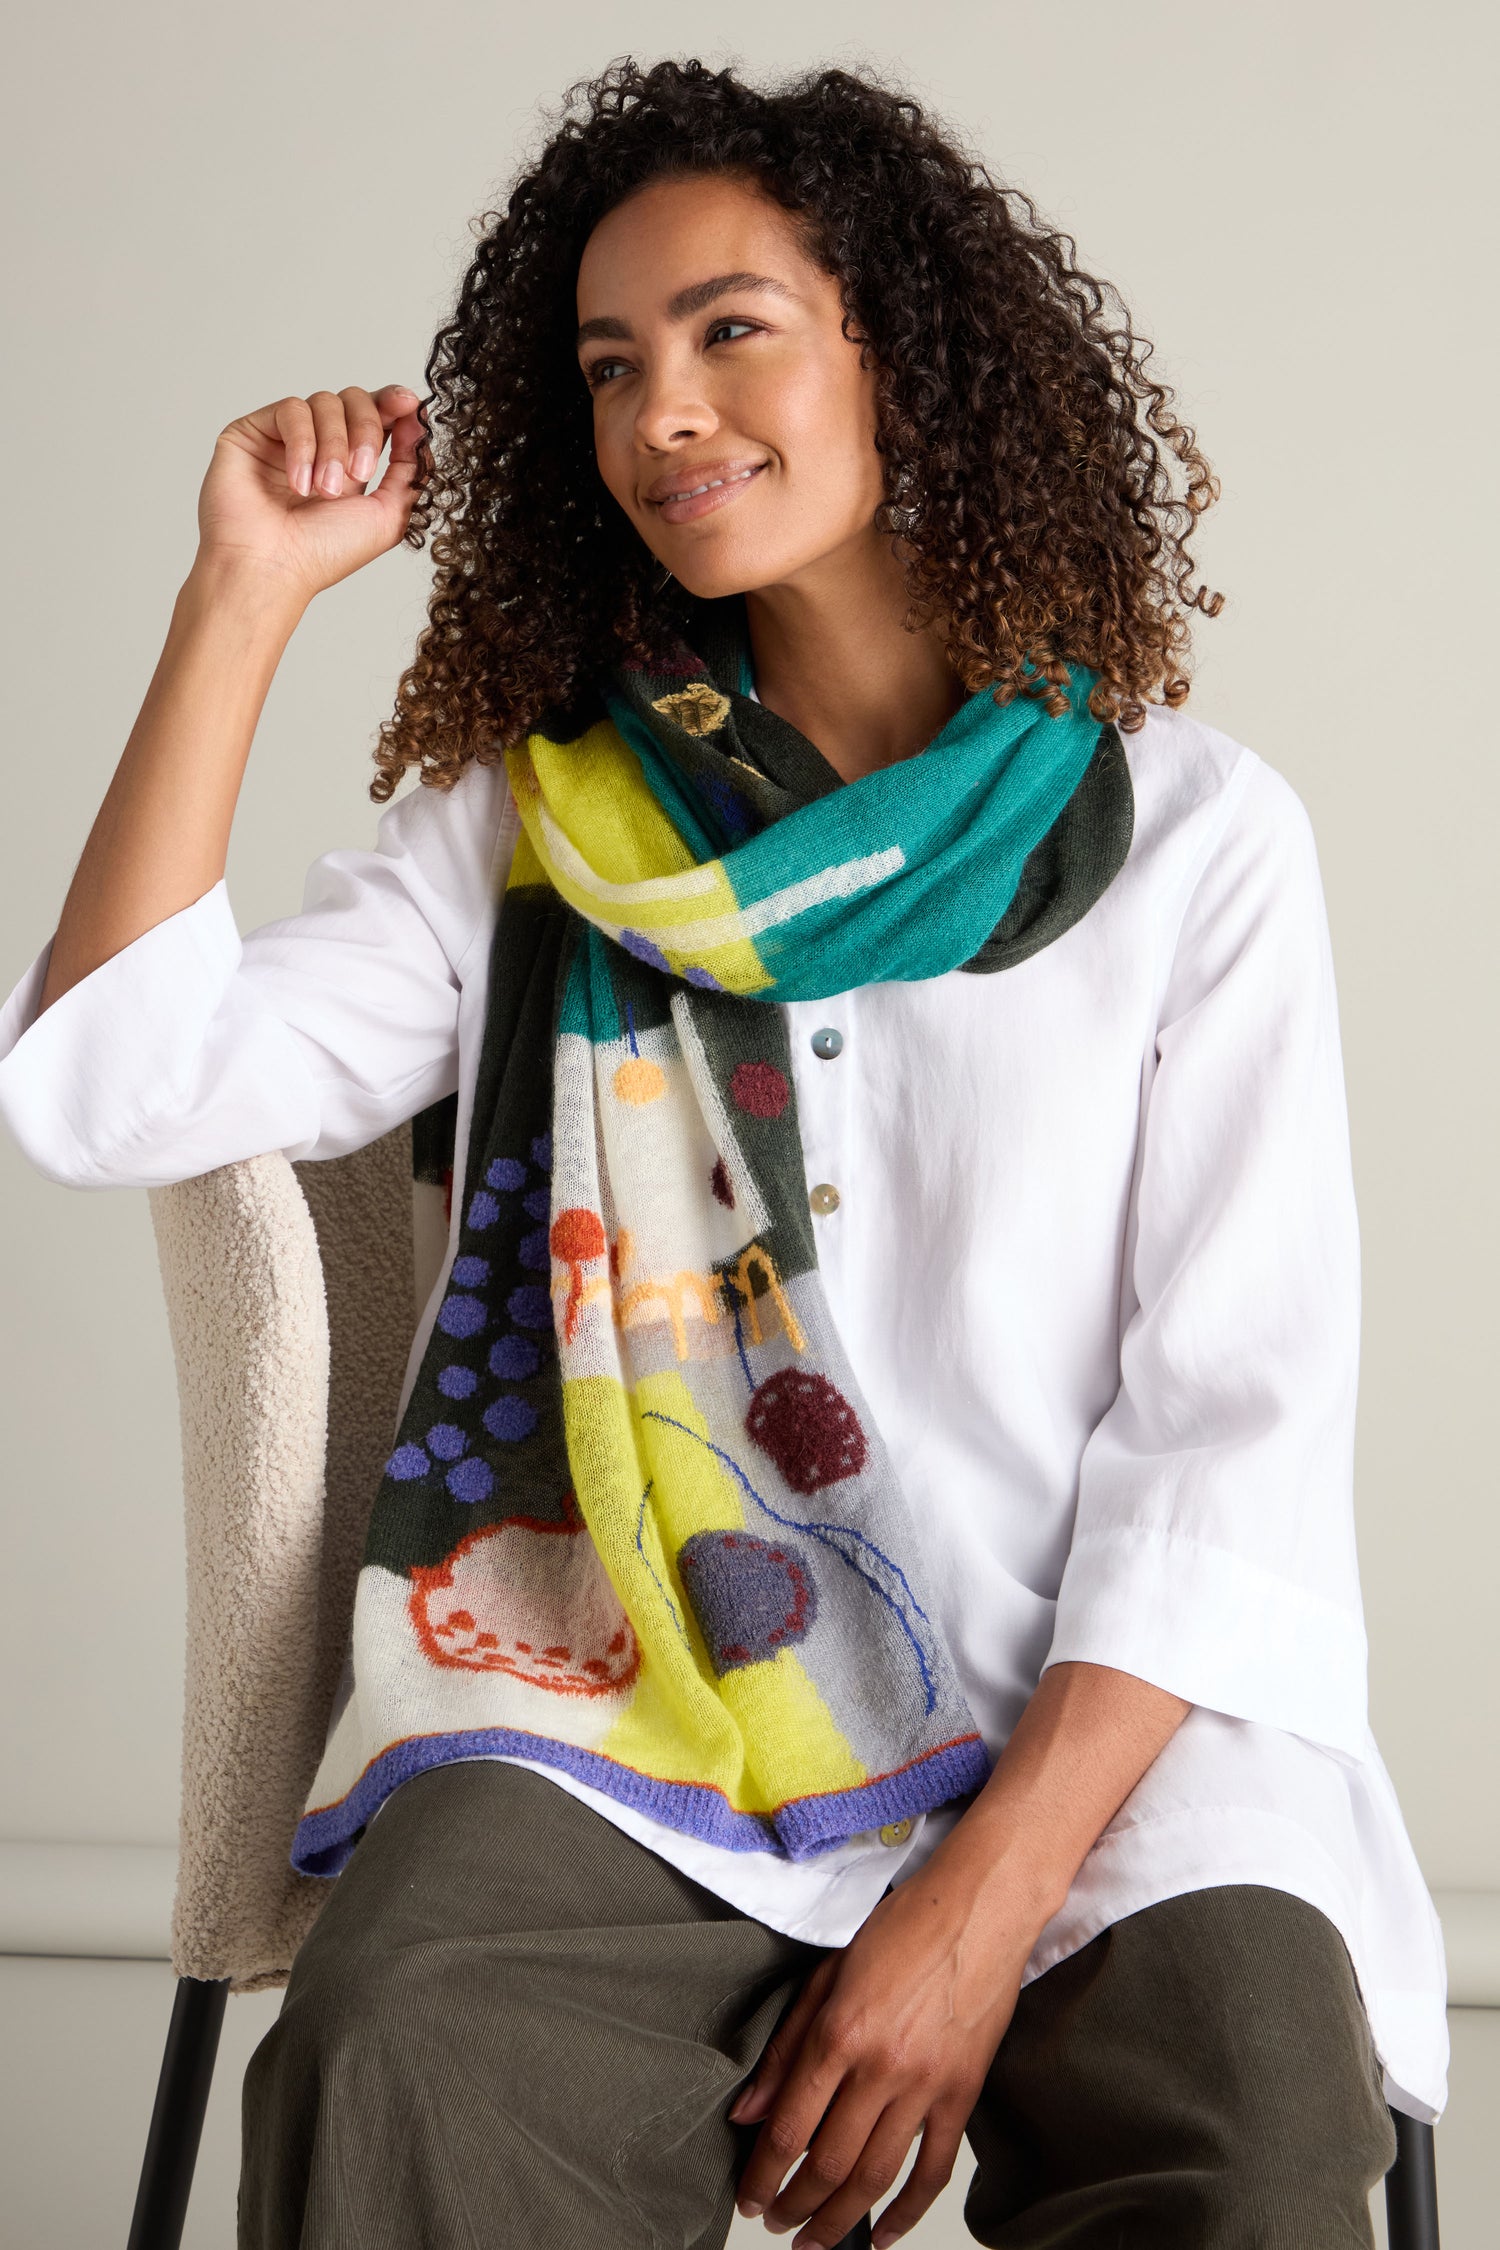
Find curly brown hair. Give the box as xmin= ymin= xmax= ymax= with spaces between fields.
xmin=369 ymin=53 xmax=1222 ymax=804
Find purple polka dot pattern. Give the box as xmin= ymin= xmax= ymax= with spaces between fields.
xmin=446 ymin=1456 xmax=494 ymax=1505
xmin=489 ymin=1335 xmax=541 ymax=1380
xmin=676 ymin=1530 xmax=819 ymax=1674
xmin=683 ymin=965 xmax=725 ymax=991
xmin=483 ymin=1396 xmax=539 ymax=1443
xmin=381 ymin=1046 xmax=560 ymax=1527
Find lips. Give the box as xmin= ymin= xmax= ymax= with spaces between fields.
xmin=650 ymin=461 xmax=768 ymax=526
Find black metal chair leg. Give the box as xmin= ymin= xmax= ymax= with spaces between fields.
xmin=126 ymin=1974 xmax=230 ymax=2250
xmin=1385 ymin=2108 xmax=1440 ymax=2250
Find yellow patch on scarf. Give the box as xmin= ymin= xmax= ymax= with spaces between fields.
xmin=651 ymin=683 xmax=732 ymax=736
xmin=583 ymin=1370 xmax=867 ymax=1812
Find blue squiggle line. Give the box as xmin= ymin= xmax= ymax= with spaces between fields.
xmin=647 ymin=1386 xmax=931 ymax=1638
xmin=634 ymin=1477 xmax=691 ymax=1644
xmin=727 ymin=1291 xmax=756 ymax=1395
xmin=643 ymin=1408 xmax=938 ymax=1625
xmin=639 ymin=1409 xmax=938 ymax=1712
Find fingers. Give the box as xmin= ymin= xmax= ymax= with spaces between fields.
xmin=755 ymin=2085 xmax=927 ymax=2249
xmin=732 ymin=1992 xmax=981 ymax=2245
xmin=730 ymin=1954 xmax=839 ymax=2125
xmin=734 ymin=2006 xmax=858 ymax=2220
xmin=273 ymin=385 xmax=422 ymax=499
xmin=867 ymin=2099 xmax=972 ymax=2248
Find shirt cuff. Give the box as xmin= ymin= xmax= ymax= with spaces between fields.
xmin=1042 ymin=1522 xmax=1371 ymax=1763
xmin=0 ymin=881 xmax=243 ymax=1186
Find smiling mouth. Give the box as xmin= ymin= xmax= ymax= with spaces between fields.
xmin=653 ymin=463 xmax=768 ymax=524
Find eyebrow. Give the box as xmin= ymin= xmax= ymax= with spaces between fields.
xmin=576 ymin=271 xmax=795 ymax=350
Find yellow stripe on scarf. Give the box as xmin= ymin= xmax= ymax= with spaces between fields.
xmin=563 ymin=1366 xmax=868 ymax=1816
xmin=508 ymin=729 xmax=772 ymax=995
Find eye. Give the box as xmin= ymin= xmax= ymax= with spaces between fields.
xmin=582 ymin=318 xmax=763 ymax=392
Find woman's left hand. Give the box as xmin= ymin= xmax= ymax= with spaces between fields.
xmin=726 ymin=1663 xmax=1194 ymax=2245
xmin=727 ymin=1855 xmax=1040 ymax=2247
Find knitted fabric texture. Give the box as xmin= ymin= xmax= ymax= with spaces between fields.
xmin=293 ymin=592 xmax=1133 ymax=1876
xmin=148 ymin=1127 xmax=417 ymax=1987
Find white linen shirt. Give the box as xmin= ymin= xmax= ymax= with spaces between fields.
xmin=0 ymin=700 xmax=1449 ymax=2120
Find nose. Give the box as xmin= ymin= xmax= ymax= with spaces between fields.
xmin=631 ymin=345 xmax=719 ymax=455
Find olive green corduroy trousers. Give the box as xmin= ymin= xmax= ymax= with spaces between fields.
xmin=239 ymin=1760 xmax=1396 ymax=2249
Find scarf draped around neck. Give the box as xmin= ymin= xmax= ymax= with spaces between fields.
xmin=292 ymin=592 xmax=1133 ymax=1876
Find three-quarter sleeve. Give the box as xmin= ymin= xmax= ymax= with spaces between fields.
xmin=1043 ymin=752 xmax=1371 ymax=1761
xmin=0 ymin=760 xmax=512 ymax=1189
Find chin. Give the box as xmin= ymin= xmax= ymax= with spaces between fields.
xmin=657 ymin=561 xmax=741 ymax=602
xmin=665 ymin=550 xmax=802 ymax=604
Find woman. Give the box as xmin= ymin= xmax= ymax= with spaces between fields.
xmin=0 ymin=53 xmax=1446 ymax=2250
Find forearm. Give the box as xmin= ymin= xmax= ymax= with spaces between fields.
xmin=731 ymin=1676 xmax=1197 ymax=2250
xmin=37 ymin=559 xmax=304 ymax=1017
xmin=919 ymin=1660 xmax=1192 ymax=1941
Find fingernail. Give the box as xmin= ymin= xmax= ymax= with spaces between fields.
xmin=739 ymin=2199 xmax=763 ymax=2218
xmin=293 ymin=461 xmax=312 ymax=497
xmin=320 ymin=459 xmax=344 ymax=495
xmin=351 ymin=445 xmax=376 ymax=481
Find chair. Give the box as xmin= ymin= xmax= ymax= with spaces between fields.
xmin=124 ymin=1125 xmax=1443 ymax=2250
xmin=129 ymin=1119 xmax=432 ymax=2248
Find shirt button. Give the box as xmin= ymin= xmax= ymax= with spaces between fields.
xmin=879 ymin=1818 xmax=913 ymax=1847
xmin=808 ymin=1182 xmax=841 ymax=1216
xmin=810 ymin=1027 xmax=844 ymax=1060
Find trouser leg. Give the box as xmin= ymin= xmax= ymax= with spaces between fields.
xmin=961 ymin=1882 xmax=1398 ymax=2249
xmin=238 ymin=1759 xmax=825 ymax=2250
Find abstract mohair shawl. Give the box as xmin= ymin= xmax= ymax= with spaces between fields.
xmin=293 ymin=593 xmax=1133 ymax=1876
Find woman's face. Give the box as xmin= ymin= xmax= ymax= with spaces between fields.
xmin=575 ymin=171 xmax=886 ymax=600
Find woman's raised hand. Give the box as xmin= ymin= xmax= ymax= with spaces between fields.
xmin=194 ymin=384 xmax=427 ymax=610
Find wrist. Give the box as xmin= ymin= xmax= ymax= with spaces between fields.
xmin=179 ymin=551 xmax=308 ymax=640
xmin=904 ymin=1818 xmax=1065 ymax=1962
xmin=919 ymin=1804 xmax=1071 ymax=1948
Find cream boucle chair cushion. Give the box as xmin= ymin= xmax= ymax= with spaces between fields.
xmin=146 ymin=1122 xmax=443 ymax=1993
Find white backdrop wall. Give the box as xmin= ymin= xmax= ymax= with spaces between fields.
xmin=1 ymin=0 xmax=1494 ymax=1923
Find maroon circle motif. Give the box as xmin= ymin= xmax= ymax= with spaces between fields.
xmin=744 ymin=1369 xmax=868 ymax=1493
xmin=730 ymin=1061 xmax=790 ymax=1118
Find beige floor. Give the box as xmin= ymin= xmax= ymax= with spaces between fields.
xmin=0 ymin=1955 xmax=1490 ymax=2247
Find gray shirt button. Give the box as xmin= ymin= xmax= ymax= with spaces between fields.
xmin=811 ymin=1027 xmax=844 ymax=1060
